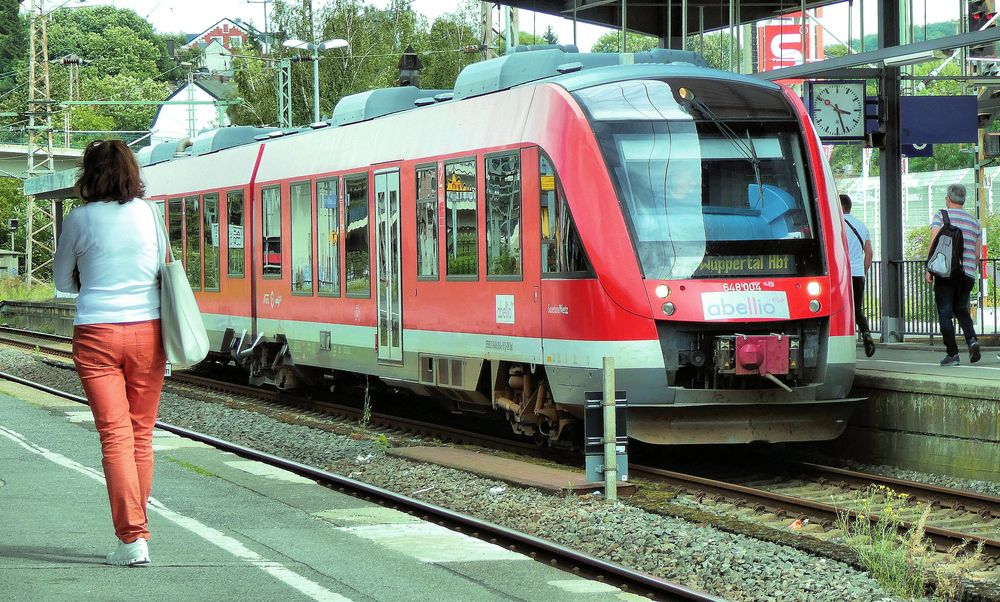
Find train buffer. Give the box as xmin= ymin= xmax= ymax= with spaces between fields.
xmin=0 ymin=384 xmax=644 ymax=601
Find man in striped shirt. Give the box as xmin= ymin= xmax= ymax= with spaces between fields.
xmin=926 ymin=184 xmax=981 ymax=366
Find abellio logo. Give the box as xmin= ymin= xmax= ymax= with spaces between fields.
xmin=701 ymin=291 xmax=790 ymax=320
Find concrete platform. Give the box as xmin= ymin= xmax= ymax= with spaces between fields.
xmin=389 ymin=447 xmax=635 ymax=496
xmin=0 ymin=381 xmax=644 ymax=602
xmin=832 ymin=345 xmax=1000 ymax=482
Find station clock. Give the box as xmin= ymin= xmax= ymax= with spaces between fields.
xmin=809 ymin=81 xmax=866 ymax=140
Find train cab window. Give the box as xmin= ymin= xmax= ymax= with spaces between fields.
xmin=261 ymin=186 xmax=281 ymax=278
xmin=203 ymin=193 xmax=220 ymax=291
xmin=184 ymin=196 xmax=201 ymax=290
xmin=540 ymin=154 xmax=592 ymax=276
xmin=486 ymin=152 xmax=521 ymax=278
xmin=345 ymin=173 xmax=370 ymax=297
xmin=168 ymin=198 xmax=183 ymax=267
xmin=445 ymin=159 xmax=477 ymax=278
xmin=290 ymin=181 xmax=313 ymax=295
xmin=415 ymin=165 xmax=438 ymax=280
xmin=316 ymin=178 xmax=340 ymax=296
xmin=227 ymin=190 xmax=244 ymax=277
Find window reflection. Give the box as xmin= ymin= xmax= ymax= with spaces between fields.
xmin=290 ymin=182 xmax=313 ymax=294
xmin=540 ymin=155 xmax=590 ymax=275
xmin=203 ymin=194 xmax=219 ymax=290
xmin=486 ymin=153 xmax=521 ymax=277
xmin=445 ymin=160 xmax=477 ymax=277
xmin=416 ymin=166 xmax=438 ymax=279
xmin=262 ymin=186 xmax=281 ymax=277
xmin=227 ymin=191 xmax=244 ymax=277
xmin=168 ymin=198 xmax=183 ymax=267
xmin=345 ymin=174 xmax=370 ymax=296
xmin=317 ymin=178 xmax=340 ymax=295
xmin=184 ymin=196 xmax=201 ymax=289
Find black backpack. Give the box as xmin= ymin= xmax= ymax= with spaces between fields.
xmin=925 ymin=209 xmax=964 ymax=281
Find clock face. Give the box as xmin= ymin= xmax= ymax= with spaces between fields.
xmin=811 ymin=82 xmax=865 ymax=138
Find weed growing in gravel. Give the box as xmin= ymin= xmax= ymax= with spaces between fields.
xmin=361 ymin=376 xmax=372 ymax=429
xmin=373 ymin=434 xmax=390 ymax=452
xmin=835 ymin=485 xmax=983 ymax=601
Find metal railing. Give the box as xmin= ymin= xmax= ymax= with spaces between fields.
xmin=863 ymin=259 xmax=1000 ymax=338
xmin=0 ymin=130 xmax=151 ymax=150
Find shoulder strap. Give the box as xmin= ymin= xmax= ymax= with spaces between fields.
xmin=844 ymin=217 xmax=865 ymax=247
xmin=940 ymin=208 xmax=951 ymax=226
xmin=146 ymin=200 xmax=172 ymax=264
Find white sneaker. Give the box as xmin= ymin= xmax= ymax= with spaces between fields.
xmin=105 ymin=537 xmax=150 ymax=566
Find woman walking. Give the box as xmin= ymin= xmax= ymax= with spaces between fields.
xmin=53 ymin=139 xmax=165 ymax=566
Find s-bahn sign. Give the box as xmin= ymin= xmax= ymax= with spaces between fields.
xmin=758 ymin=24 xmax=812 ymax=71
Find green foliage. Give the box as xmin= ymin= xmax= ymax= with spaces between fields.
xmin=541 ymin=25 xmax=559 ymax=46
xmin=517 ymin=32 xmax=544 ymax=47
xmin=0 ymin=276 xmax=53 ymax=302
xmin=0 ymin=0 xmax=27 ymax=95
xmin=905 ymin=225 xmax=932 ymax=260
xmin=590 ymin=31 xmax=658 ymax=54
xmin=373 ymin=433 xmax=390 ymax=452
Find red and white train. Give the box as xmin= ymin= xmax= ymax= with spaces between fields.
xmin=138 ymin=47 xmax=857 ymax=446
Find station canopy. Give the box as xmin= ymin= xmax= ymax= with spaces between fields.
xmin=500 ymin=0 xmax=838 ymax=39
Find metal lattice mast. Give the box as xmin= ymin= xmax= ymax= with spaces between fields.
xmin=276 ymin=58 xmax=292 ymax=127
xmin=26 ymin=0 xmax=56 ymax=285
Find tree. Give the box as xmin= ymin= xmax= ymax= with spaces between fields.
xmin=0 ymin=0 xmax=27 ymax=96
xmin=418 ymin=2 xmax=480 ymax=90
xmin=517 ymin=32 xmax=544 ymax=47
xmin=591 ymin=31 xmax=658 ymax=54
xmin=541 ymin=25 xmax=558 ymax=45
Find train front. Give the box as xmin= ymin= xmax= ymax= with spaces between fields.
xmin=571 ymin=73 xmax=857 ymax=444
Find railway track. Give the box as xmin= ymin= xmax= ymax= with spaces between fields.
xmin=630 ymin=462 xmax=1000 ymax=560
xmin=0 ymin=366 xmax=717 ymax=602
xmin=2 ymin=326 xmax=997 ymax=564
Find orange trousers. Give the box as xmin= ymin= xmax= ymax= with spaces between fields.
xmin=73 ymin=319 xmax=165 ymax=543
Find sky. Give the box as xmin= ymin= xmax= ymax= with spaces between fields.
xmin=45 ymin=0 xmax=962 ymax=54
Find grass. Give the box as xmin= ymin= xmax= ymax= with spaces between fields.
xmin=0 ymin=276 xmax=54 ymax=302
xmin=164 ymin=456 xmax=217 ymax=478
xmin=836 ymin=484 xmax=984 ymax=600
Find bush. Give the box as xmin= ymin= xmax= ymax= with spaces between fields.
xmin=0 ymin=276 xmax=54 ymax=301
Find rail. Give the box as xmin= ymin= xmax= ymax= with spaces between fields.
xmin=863 ymin=259 xmax=1000 ymax=338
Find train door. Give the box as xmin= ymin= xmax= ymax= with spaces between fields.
xmin=374 ymin=169 xmax=403 ymax=362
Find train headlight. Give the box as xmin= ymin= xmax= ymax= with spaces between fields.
xmin=662 ymin=302 xmax=676 ymax=316
xmin=655 ymin=284 xmax=671 ymax=299
xmin=809 ymin=299 xmax=821 ymax=313
xmin=806 ymin=281 xmax=822 ymax=296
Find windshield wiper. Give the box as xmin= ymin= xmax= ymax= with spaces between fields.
xmin=685 ymin=98 xmax=765 ymax=209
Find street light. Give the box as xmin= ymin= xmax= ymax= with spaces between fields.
xmin=283 ymin=38 xmax=349 ymax=123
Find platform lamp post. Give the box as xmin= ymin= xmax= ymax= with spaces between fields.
xmin=282 ymin=38 xmax=349 ymax=123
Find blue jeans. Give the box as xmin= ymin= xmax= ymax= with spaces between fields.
xmin=934 ymin=274 xmax=977 ymax=356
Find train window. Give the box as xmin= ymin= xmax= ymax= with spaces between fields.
xmin=486 ymin=152 xmax=521 ymax=278
xmin=290 ymin=181 xmax=313 ymax=295
xmin=316 ymin=178 xmax=340 ymax=296
xmin=203 ymin=193 xmax=220 ymax=291
xmin=184 ymin=196 xmax=201 ymax=290
xmin=416 ymin=165 xmax=438 ymax=280
xmin=445 ymin=159 xmax=477 ymax=278
xmin=345 ymin=173 xmax=370 ymax=297
xmin=262 ymin=186 xmax=281 ymax=278
xmin=540 ymin=154 xmax=592 ymax=276
xmin=168 ymin=198 xmax=183 ymax=268
xmin=227 ymin=190 xmax=244 ymax=277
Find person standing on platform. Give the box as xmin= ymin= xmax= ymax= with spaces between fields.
xmin=53 ymin=140 xmax=164 ymax=566
xmin=925 ymin=184 xmax=982 ymax=366
xmin=840 ymin=194 xmax=876 ymax=358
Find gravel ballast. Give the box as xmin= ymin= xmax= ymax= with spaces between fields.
xmin=0 ymin=349 xmax=907 ymax=601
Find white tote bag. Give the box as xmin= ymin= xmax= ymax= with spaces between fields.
xmin=147 ymin=201 xmax=210 ymax=367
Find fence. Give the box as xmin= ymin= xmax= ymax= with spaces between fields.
xmin=0 ymin=130 xmax=151 ymax=150
xmin=863 ymin=259 xmax=1000 ymax=338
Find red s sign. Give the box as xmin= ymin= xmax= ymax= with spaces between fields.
xmin=758 ymin=25 xmax=810 ymax=71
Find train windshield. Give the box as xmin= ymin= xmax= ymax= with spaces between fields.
xmin=575 ymin=79 xmax=822 ymax=280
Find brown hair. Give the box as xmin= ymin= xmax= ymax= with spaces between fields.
xmin=75 ymin=140 xmax=146 ymax=203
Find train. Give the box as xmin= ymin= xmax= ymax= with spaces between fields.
xmin=136 ymin=46 xmax=858 ymax=446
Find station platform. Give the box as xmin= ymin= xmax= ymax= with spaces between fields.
xmin=835 ymin=343 xmax=1000 ymax=482
xmin=0 ymin=381 xmax=642 ymax=602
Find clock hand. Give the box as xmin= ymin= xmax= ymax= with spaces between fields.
xmin=832 ymin=103 xmax=851 ymax=115
xmin=837 ymin=110 xmax=846 ymax=133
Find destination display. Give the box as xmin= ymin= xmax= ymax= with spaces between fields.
xmin=693 ymin=254 xmax=797 ymax=277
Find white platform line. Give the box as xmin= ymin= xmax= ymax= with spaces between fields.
xmin=0 ymin=424 xmax=351 ymax=602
